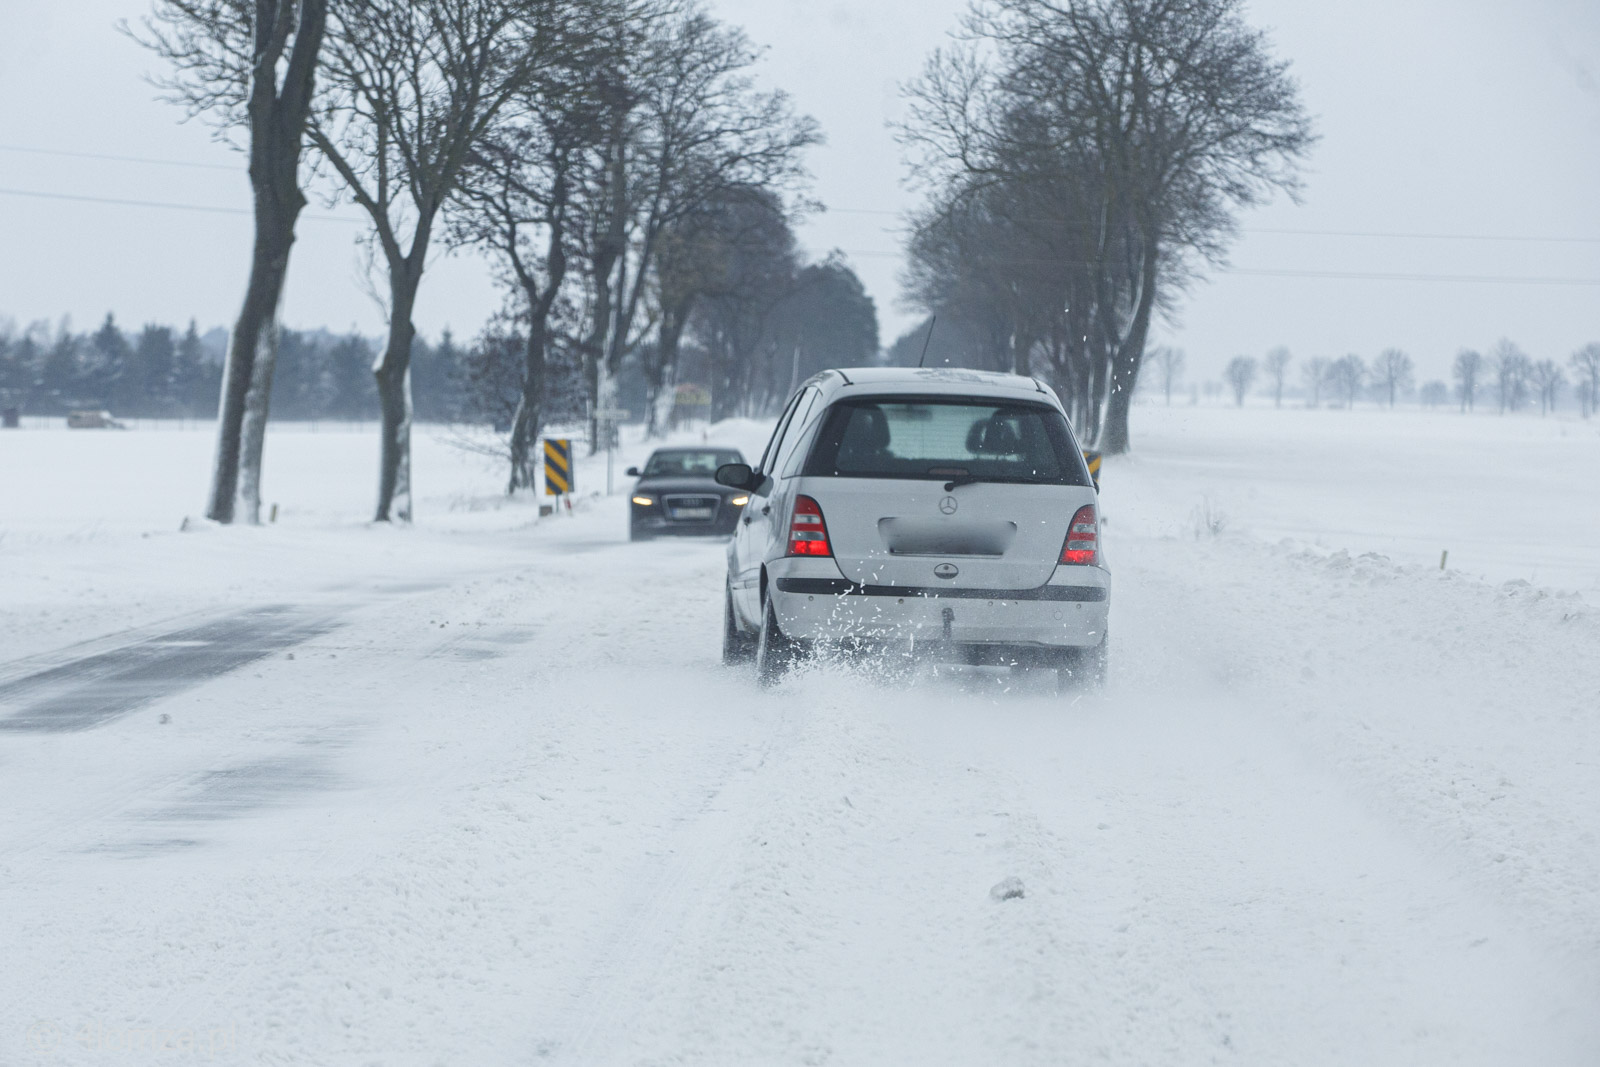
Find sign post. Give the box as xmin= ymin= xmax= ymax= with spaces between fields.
xmin=593 ymin=408 xmax=631 ymax=496
xmin=544 ymin=438 xmax=573 ymax=508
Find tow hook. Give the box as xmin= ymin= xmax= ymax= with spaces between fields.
xmin=941 ymin=606 xmax=954 ymax=642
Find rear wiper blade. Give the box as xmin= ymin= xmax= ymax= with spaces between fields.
xmin=941 ymin=475 xmax=1051 ymax=491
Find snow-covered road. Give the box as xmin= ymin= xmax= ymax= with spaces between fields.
xmin=3 ymin=480 xmax=1598 ymax=1064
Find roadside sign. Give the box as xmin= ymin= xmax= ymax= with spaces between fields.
xmin=1082 ymin=449 xmax=1102 ymax=492
xmin=593 ymin=408 xmax=631 ymax=421
xmin=544 ymin=438 xmax=573 ymax=496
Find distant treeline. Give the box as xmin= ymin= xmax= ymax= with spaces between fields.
xmin=0 ymin=314 xmax=488 ymax=422
xmin=0 ymin=308 xmax=862 ymax=429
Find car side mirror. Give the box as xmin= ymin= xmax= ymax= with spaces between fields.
xmin=715 ymin=462 xmax=756 ymax=490
xmin=625 ymin=466 xmax=640 ymax=477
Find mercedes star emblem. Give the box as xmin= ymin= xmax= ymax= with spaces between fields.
xmin=939 ymin=495 xmax=958 ymax=515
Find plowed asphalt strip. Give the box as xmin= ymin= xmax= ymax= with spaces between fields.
xmin=0 ymin=606 xmax=338 ymax=732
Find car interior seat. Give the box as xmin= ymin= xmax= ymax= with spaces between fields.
xmin=837 ymin=406 xmax=892 ymax=469
xmin=965 ymin=413 xmax=1024 ymax=456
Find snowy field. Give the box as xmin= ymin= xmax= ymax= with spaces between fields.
xmin=1 ymin=406 xmax=1598 ymax=1064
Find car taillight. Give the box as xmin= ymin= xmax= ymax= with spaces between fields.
xmin=787 ymin=495 xmax=832 ymax=557
xmin=1060 ymin=504 xmax=1098 ymax=565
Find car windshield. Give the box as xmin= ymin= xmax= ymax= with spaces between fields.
xmin=642 ymin=449 xmax=743 ymax=477
xmin=803 ymin=397 xmax=1091 ymax=486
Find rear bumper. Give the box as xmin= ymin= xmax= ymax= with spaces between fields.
xmin=768 ymin=561 xmax=1109 ymax=649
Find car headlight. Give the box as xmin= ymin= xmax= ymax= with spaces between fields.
xmin=730 ymin=495 xmax=750 ymax=507
xmin=632 ymin=496 xmax=654 ymax=507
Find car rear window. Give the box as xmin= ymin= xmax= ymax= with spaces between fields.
xmin=643 ymin=450 xmax=743 ymax=477
xmin=802 ymin=397 xmax=1091 ymax=486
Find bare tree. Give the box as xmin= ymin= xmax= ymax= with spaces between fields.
xmin=1490 ymin=339 xmax=1531 ymax=413
xmin=1530 ymin=359 xmax=1565 ymax=416
xmin=1372 ymin=347 xmax=1413 ymax=409
xmin=1328 ymin=354 xmax=1365 ymax=409
xmin=1149 ymin=346 xmax=1184 ymax=406
xmin=899 ymin=0 xmax=1314 ymax=454
xmin=1302 ymin=356 xmax=1329 ymax=408
xmin=685 ymin=187 xmax=800 ymax=420
xmin=1453 ymin=348 xmax=1482 ymax=413
xmin=308 ymin=0 xmax=546 ymax=521
xmin=133 ymin=0 xmax=328 ymax=524
xmin=1223 ymin=356 xmax=1257 ymax=407
xmin=1419 ymin=380 xmax=1448 ymax=408
xmin=556 ymin=6 xmax=817 ymax=452
xmin=452 ymin=5 xmax=613 ymax=492
xmin=1262 ymin=346 xmax=1291 ymax=408
xmin=1570 ymin=343 xmax=1600 ymax=419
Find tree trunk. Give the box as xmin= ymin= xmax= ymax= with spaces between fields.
xmin=507 ymin=305 xmax=549 ymax=493
xmin=374 ymin=274 xmax=419 ymax=522
xmin=208 ymin=231 xmax=290 ymax=523
xmin=1099 ymin=244 xmax=1161 ymax=455
xmin=204 ymin=0 xmax=326 ymax=524
xmin=235 ymin=305 xmax=281 ymax=524
xmin=648 ymin=298 xmax=692 ymax=437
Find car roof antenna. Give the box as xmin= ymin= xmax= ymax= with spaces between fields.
xmin=916 ymin=316 xmax=937 ymax=368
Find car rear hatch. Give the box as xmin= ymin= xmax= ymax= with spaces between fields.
xmin=801 ymin=477 xmax=1094 ymax=589
xmin=791 ymin=393 xmax=1097 ymax=589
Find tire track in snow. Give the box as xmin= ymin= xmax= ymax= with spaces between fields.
xmin=536 ymin=698 xmax=803 ymax=1063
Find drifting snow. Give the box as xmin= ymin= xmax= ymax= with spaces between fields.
xmin=0 ymin=406 xmax=1596 ymax=1064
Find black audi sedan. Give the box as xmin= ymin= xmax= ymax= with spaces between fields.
xmin=627 ymin=447 xmax=750 ymax=540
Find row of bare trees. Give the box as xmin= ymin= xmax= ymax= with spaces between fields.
xmin=895 ymin=0 xmax=1313 ymax=452
xmin=1154 ymin=341 xmax=1600 ymax=416
xmin=1454 ymin=342 xmax=1600 ymax=416
xmin=139 ymin=0 xmax=819 ymax=522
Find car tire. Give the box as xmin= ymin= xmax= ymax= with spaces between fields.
xmin=629 ymin=526 xmax=650 ymax=542
xmin=755 ymin=596 xmax=801 ymax=687
xmin=1057 ymin=634 xmax=1108 ymax=694
xmin=722 ymin=583 xmax=757 ymax=665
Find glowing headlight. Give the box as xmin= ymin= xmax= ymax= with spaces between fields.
xmin=632 ymin=496 xmax=654 ymax=507
xmin=731 ymin=495 xmax=750 ymax=507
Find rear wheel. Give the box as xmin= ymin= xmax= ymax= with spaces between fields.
xmin=1057 ymin=634 xmax=1109 ymax=694
xmin=755 ymin=597 xmax=802 ymax=687
xmin=722 ymin=584 xmax=757 ymax=665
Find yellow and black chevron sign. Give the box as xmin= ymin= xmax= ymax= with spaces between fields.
xmin=1082 ymin=449 xmax=1103 ymax=492
xmin=544 ymin=438 xmax=573 ymax=496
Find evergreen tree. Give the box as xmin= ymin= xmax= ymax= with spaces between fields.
xmin=10 ymin=334 xmax=43 ymax=410
xmin=88 ymin=314 xmax=133 ymax=409
xmin=172 ymin=320 xmax=214 ymax=417
xmin=130 ymin=325 xmax=179 ymax=415
xmin=0 ymin=332 xmax=20 ymax=402
xmin=325 ymin=334 xmax=376 ymax=419
xmin=40 ymin=324 xmax=82 ymax=410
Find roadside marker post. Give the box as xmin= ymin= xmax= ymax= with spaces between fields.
xmin=1082 ymin=450 xmax=1103 ymax=493
xmin=544 ymin=438 xmax=573 ymax=511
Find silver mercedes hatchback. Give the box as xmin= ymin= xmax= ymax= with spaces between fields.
xmin=715 ymin=367 xmax=1109 ymax=691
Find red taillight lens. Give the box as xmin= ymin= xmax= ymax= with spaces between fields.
xmin=787 ymin=495 xmax=833 ymax=557
xmin=1060 ymin=504 xmax=1098 ymax=565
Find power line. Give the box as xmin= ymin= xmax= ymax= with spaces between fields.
xmin=836 ymin=248 xmax=1600 ymax=286
xmin=1217 ymin=267 xmax=1600 ymax=286
xmin=0 ymin=143 xmax=239 ymax=172
xmin=823 ymin=205 xmax=1600 ymax=245
xmin=5 ymin=139 xmax=1595 ymax=246
xmin=0 ymin=185 xmax=359 ymax=224
xmin=2 ymin=183 xmax=1595 ymax=286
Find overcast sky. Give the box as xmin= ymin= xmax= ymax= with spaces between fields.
xmin=1 ymin=0 xmax=1596 ymax=381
